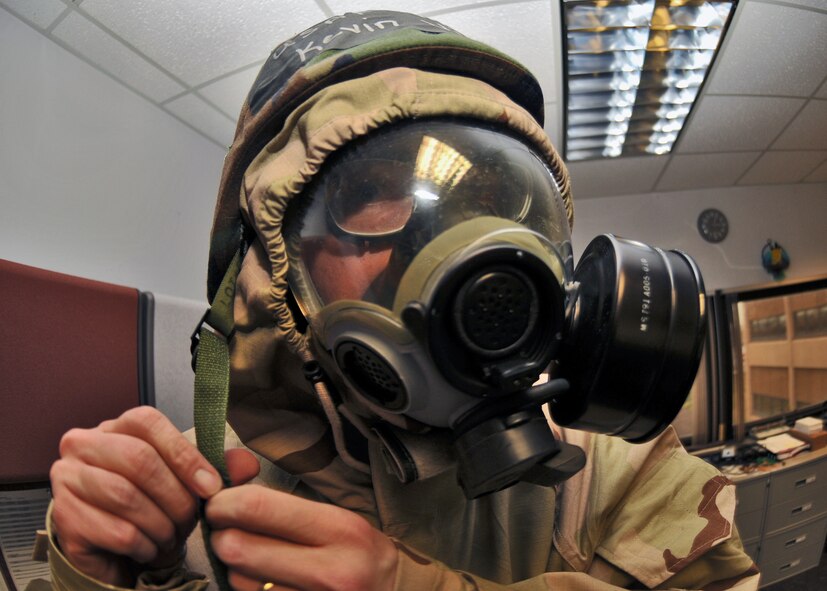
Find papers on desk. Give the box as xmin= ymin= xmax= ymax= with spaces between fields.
xmin=757 ymin=433 xmax=810 ymax=459
xmin=794 ymin=416 xmax=824 ymax=435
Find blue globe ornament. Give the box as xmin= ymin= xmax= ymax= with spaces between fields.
xmin=761 ymin=239 xmax=790 ymax=280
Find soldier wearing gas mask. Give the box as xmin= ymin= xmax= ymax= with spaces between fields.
xmin=47 ymin=11 xmax=759 ymax=591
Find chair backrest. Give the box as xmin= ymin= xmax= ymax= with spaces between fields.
xmin=0 ymin=259 xmax=144 ymax=484
xmin=0 ymin=259 xmax=150 ymax=590
xmin=149 ymin=293 xmax=207 ymax=432
xmin=0 ymin=259 xmax=206 ymax=590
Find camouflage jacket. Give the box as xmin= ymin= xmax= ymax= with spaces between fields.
xmin=46 ymin=423 xmax=759 ymax=591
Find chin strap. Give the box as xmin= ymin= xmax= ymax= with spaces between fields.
xmin=190 ymin=249 xmax=242 ymax=591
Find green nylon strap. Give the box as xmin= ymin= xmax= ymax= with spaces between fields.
xmin=194 ymin=328 xmax=232 ymax=485
xmin=193 ymin=249 xmax=242 ymax=591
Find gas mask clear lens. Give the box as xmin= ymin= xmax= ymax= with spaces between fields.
xmin=287 ymin=120 xmax=571 ymax=312
xmin=285 ymin=119 xmax=706 ymax=498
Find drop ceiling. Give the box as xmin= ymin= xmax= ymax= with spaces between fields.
xmin=2 ymin=0 xmax=826 ymax=198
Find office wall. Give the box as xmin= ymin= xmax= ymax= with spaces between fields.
xmin=572 ymin=183 xmax=827 ymax=292
xmin=0 ymin=11 xmax=225 ymax=302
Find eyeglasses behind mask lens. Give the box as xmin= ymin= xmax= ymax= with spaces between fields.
xmin=325 ymin=160 xmax=415 ymax=238
xmin=324 ymin=150 xmax=535 ymax=239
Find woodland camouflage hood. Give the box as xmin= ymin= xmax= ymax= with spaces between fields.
xmin=207 ymin=11 xmax=573 ymax=485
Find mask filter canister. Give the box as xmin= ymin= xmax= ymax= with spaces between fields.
xmin=550 ymin=234 xmax=707 ymax=442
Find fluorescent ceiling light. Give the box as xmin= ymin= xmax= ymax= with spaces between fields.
xmin=562 ymin=0 xmax=736 ymax=162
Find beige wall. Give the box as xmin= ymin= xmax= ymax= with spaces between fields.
xmin=571 ymin=183 xmax=827 ymax=292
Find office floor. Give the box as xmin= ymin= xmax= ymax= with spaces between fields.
xmin=763 ymin=546 xmax=827 ymax=591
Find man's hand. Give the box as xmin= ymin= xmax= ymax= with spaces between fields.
xmin=49 ymin=406 xmax=258 ymax=586
xmin=206 ymin=485 xmax=399 ymax=591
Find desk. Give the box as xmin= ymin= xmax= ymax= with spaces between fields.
xmin=726 ymin=446 xmax=827 ymax=587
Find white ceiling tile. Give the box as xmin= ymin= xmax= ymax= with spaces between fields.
xmin=327 ymin=1 xmax=483 ymax=15
xmin=707 ymin=1 xmax=827 ymax=96
xmin=772 ymin=99 xmax=827 ymax=150
xmin=52 ymin=12 xmax=185 ymax=103
xmin=676 ymin=96 xmax=805 ymax=153
xmin=815 ymin=78 xmax=827 ymax=98
xmin=80 ymin=1 xmax=328 ymax=87
xmin=771 ymin=0 xmax=827 ymax=11
xmin=0 ymin=0 xmax=66 ymax=29
xmin=657 ymin=152 xmax=760 ymax=192
xmin=429 ymin=1 xmax=559 ymax=104
xmin=164 ymin=94 xmax=236 ymax=147
xmin=198 ymin=65 xmax=262 ymax=119
xmin=566 ymin=156 xmax=668 ymax=199
xmin=543 ymin=102 xmax=562 ymax=151
xmin=738 ymin=151 xmax=827 ymax=185
xmin=803 ymin=159 xmax=827 ymax=182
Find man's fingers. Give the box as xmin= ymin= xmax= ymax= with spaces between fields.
xmin=51 ymin=409 xmax=208 ymax=586
xmin=225 ymin=570 xmax=260 ymax=591
xmin=51 ymin=486 xmax=158 ymax=566
xmin=98 ymin=406 xmax=223 ymax=498
xmin=225 ymin=448 xmax=261 ymax=486
xmin=226 ymin=570 xmax=296 ymax=591
xmin=206 ymin=485 xmax=339 ymax=546
xmin=212 ymin=529 xmax=329 ymax=591
xmin=54 ymin=458 xmax=178 ymax=552
xmin=207 ymin=483 xmax=398 ymax=590
xmin=59 ymin=427 xmax=198 ymax=531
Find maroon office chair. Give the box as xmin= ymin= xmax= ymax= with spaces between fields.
xmin=0 ymin=258 xmax=151 ymax=590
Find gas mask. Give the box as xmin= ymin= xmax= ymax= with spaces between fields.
xmin=284 ymin=118 xmax=706 ymax=498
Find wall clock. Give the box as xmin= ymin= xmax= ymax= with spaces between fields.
xmin=697 ymin=208 xmax=729 ymax=243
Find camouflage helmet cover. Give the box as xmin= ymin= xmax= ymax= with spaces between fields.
xmin=207 ymin=10 xmax=549 ymax=300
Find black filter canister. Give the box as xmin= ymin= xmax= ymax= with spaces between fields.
xmin=550 ymin=235 xmax=706 ymax=442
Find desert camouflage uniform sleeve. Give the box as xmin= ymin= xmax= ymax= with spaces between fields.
xmin=389 ymin=536 xmax=758 ymax=590
xmin=44 ymin=501 xmax=209 ymax=591
xmin=549 ymin=426 xmax=759 ymax=591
